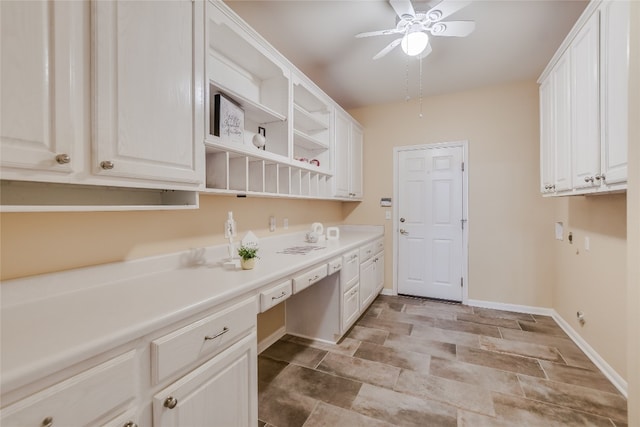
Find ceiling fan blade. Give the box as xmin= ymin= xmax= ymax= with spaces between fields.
xmin=426 ymin=0 xmax=471 ymax=22
xmin=390 ymin=0 xmax=415 ymax=19
xmin=373 ymin=37 xmax=402 ymax=60
xmin=429 ymin=20 xmax=476 ymax=37
xmin=416 ymin=43 xmax=433 ymax=60
xmin=355 ymin=28 xmax=402 ymax=38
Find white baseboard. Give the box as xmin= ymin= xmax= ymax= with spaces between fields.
xmin=467 ymin=299 xmax=627 ymax=398
xmin=551 ymin=310 xmax=628 ymax=398
xmin=467 ymin=299 xmax=555 ymax=316
xmin=380 ymin=288 xmax=395 ymax=296
xmin=257 ymin=326 xmax=286 ymax=354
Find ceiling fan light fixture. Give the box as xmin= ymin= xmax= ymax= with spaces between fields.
xmin=401 ymin=31 xmax=429 ymax=56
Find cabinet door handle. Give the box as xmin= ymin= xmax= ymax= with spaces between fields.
xmin=123 ymin=422 xmax=139 ymax=427
xmin=164 ymin=396 xmax=178 ymax=409
xmin=41 ymin=417 xmax=53 ymax=427
xmin=55 ymin=154 xmax=70 ymax=164
xmin=400 ymin=229 xmax=408 ymax=235
xmin=100 ymin=160 xmax=115 ymax=170
xmin=204 ymin=326 xmax=229 ymax=340
xmin=308 ymin=274 xmax=319 ymax=282
xmin=272 ymin=291 xmax=287 ymax=300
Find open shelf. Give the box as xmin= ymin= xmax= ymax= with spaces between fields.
xmin=293 ymin=104 xmax=329 ymax=134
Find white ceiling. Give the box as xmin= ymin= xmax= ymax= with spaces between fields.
xmin=225 ymin=0 xmax=588 ymax=110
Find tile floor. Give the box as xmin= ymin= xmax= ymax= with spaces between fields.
xmin=258 ymin=294 xmax=628 ymax=427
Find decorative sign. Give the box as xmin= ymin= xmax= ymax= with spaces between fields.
xmin=212 ymin=93 xmax=244 ymax=144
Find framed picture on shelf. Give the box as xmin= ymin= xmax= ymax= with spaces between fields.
xmin=212 ymin=92 xmax=244 ymax=144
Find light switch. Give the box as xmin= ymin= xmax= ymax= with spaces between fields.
xmin=269 ymin=216 xmax=276 ymax=232
xmin=555 ymin=222 xmax=563 ymax=241
xmin=585 ymin=236 xmax=590 ymax=251
xmin=385 ymin=211 xmax=391 ymax=220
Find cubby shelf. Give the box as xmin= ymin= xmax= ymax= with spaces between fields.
xmin=209 ymin=81 xmax=286 ymax=125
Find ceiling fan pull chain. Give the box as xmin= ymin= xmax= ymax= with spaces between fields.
xmin=405 ymin=53 xmax=410 ymax=102
xmin=419 ymin=55 xmax=423 ymax=118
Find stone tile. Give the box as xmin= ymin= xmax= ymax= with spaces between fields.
xmin=351 ymin=383 xmax=458 ymax=427
xmin=258 ymin=355 xmax=288 ymax=385
xmin=410 ymin=323 xmax=481 ymax=348
xmin=356 ymin=316 xmax=413 ymax=335
xmin=518 ymin=319 xmax=568 ymax=337
xmin=260 ymin=340 xmax=327 ymax=369
xmin=354 ymin=341 xmax=430 ymax=372
xmin=434 ymin=317 xmax=502 ymax=338
xmin=418 ymin=298 xmax=474 ymax=314
xmin=257 ymin=384 xmax=317 ymax=427
xmin=317 ymin=351 xmax=401 ymax=389
xmin=539 ymin=360 xmax=620 ymax=394
xmin=370 ymin=299 xmax=405 ymax=312
xmin=499 ymin=327 xmax=598 ymax=370
xmin=344 ymin=325 xmax=388 ymax=345
xmin=284 ymin=335 xmax=361 ymax=357
xmin=377 ymin=294 xmax=423 ymax=307
xmin=532 ymin=313 xmax=561 ymax=326
xmin=362 ymin=305 xmax=382 ymax=318
xmin=403 ymin=304 xmax=458 ymax=320
xmin=457 ymin=410 xmax=517 ymax=426
xmin=456 ymin=345 xmax=546 ymax=378
xmin=394 ymin=369 xmax=496 ymax=416
xmin=456 ymin=312 xmax=522 ymax=329
xmin=383 ymin=333 xmax=456 ymax=359
xmin=429 ymin=356 xmax=524 ymax=396
xmin=472 ymin=306 xmax=536 ymax=322
xmin=258 ymin=420 xmax=266 ymax=427
xmin=302 ymin=401 xmax=395 ymax=427
xmin=492 ymin=391 xmax=617 ymax=427
xmin=270 ymin=364 xmax=362 ymax=410
xmin=518 ymin=375 xmax=628 ymax=424
xmin=378 ymin=308 xmax=437 ymax=326
xmin=479 ymin=336 xmax=565 ymax=363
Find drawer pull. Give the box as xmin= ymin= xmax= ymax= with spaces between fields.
xmin=308 ymin=275 xmax=319 ymax=283
xmin=123 ymin=422 xmax=138 ymax=427
xmin=164 ymin=396 xmax=178 ymax=409
xmin=42 ymin=417 xmax=53 ymax=427
xmin=204 ymin=327 xmax=229 ymax=341
xmin=333 ymin=264 xmax=341 ymax=270
xmin=272 ymin=291 xmax=287 ymax=300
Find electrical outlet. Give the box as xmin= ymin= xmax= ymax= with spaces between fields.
xmin=585 ymin=236 xmax=590 ymax=251
xmin=269 ymin=216 xmax=276 ymax=232
xmin=283 ymin=218 xmax=289 ymax=229
xmin=385 ymin=211 xmax=391 ymax=220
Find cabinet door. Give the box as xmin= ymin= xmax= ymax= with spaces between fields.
xmin=0 ymin=1 xmax=82 ymax=179
xmin=350 ymin=125 xmax=364 ymax=198
xmin=334 ymin=111 xmax=350 ymax=197
xmin=553 ymin=54 xmax=572 ymax=192
xmin=342 ymin=282 xmax=360 ymax=332
xmin=359 ymin=258 xmax=376 ymax=310
xmin=539 ymin=76 xmax=555 ymax=192
xmin=375 ymin=253 xmax=385 ymax=293
xmin=153 ymin=332 xmax=257 ymax=427
xmin=571 ymin=12 xmax=600 ymax=189
xmin=93 ymin=0 xmax=203 ymax=186
xmin=600 ymin=0 xmax=629 ymax=185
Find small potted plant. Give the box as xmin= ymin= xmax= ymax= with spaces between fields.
xmin=237 ymin=245 xmax=259 ymax=270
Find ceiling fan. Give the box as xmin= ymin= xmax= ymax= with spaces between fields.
xmin=356 ymin=0 xmax=476 ymax=60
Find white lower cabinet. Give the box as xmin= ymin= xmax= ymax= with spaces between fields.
xmin=374 ymin=251 xmax=385 ymax=294
xmin=153 ymin=332 xmax=257 ymax=427
xmin=359 ymin=257 xmax=376 ymax=309
xmin=342 ymin=281 xmax=360 ymax=332
xmin=0 ymin=351 xmax=137 ymax=427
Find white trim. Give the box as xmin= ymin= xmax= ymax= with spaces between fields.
xmin=393 ymin=141 xmax=469 ymax=303
xmin=257 ymin=326 xmax=286 ymax=354
xmin=468 ymin=299 xmax=628 ymax=397
xmin=551 ymin=310 xmax=628 ymax=397
xmin=380 ymin=288 xmax=395 ymax=296
xmin=467 ymin=299 xmax=554 ymax=316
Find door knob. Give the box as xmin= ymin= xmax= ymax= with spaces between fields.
xmin=400 ymin=218 xmax=405 ymax=223
xmin=400 ymin=229 xmax=408 ymax=235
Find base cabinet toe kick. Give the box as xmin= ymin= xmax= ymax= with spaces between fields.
xmin=1 ymin=229 xmax=383 ymax=426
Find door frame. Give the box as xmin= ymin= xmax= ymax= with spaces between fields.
xmin=392 ymin=141 xmax=469 ymax=303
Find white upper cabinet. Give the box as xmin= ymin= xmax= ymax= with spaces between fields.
xmin=538 ymin=0 xmax=629 ymax=196
xmin=570 ymin=12 xmax=600 ymax=190
xmin=93 ymin=0 xmax=204 ymax=186
xmin=0 ymin=1 xmax=83 ymax=180
xmin=334 ymin=110 xmax=363 ymax=199
xmin=600 ymin=0 xmax=630 ymax=185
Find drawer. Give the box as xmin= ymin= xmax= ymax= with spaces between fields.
xmin=327 ymin=257 xmax=343 ymax=275
xmin=340 ymin=249 xmax=359 ymax=285
xmin=1 ymin=351 xmax=136 ymax=427
xmin=260 ymin=279 xmax=292 ymax=313
xmin=151 ymin=296 xmax=257 ymax=384
xmin=359 ymin=243 xmax=374 ymax=262
xmin=292 ymin=264 xmax=328 ymax=294
xmin=374 ymin=238 xmax=384 ymax=254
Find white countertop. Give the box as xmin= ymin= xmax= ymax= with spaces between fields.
xmin=0 ymin=225 xmax=383 ymax=394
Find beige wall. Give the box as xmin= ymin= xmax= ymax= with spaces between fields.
xmin=626 ymin=0 xmax=639 ymax=421
xmin=348 ymin=80 xmax=556 ymax=308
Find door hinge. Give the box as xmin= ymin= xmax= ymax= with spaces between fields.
xmin=461 ymin=162 xmax=465 ymax=172
xmin=461 ymin=219 xmax=467 ymax=230
xmin=461 ymin=277 xmax=464 ymax=287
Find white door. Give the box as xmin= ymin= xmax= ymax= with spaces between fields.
xmin=396 ymin=144 xmax=465 ymax=301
